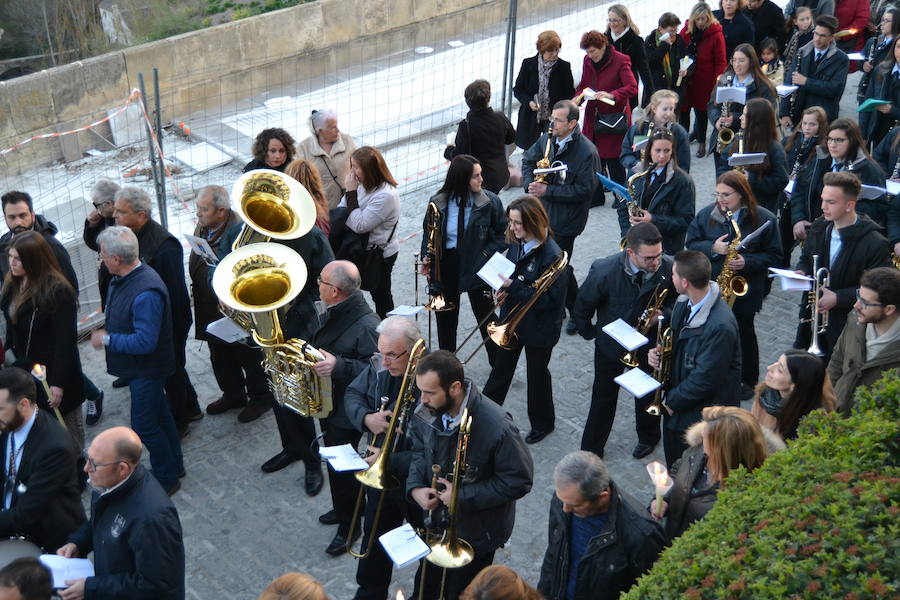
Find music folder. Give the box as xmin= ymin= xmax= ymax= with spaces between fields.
xmin=614 ymin=368 xmax=661 ymax=399
xmin=715 ymin=86 xmax=747 ymax=105
xmin=727 ymin=153 xmax=767 ymax=167
xmin=602 ymin=318 xmax=649 ymax=351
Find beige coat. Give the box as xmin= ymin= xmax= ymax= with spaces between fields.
xmin=296 ymin=132 xmax=357 ymax=209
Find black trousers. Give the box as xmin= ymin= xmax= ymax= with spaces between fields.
xmin=551 ymin=233 xmax=578 ymax=314
xmin=483 ymin=342 xmax=555 ymax=433
xmin=736 ymin=312 xmax=759 ymax=386
xmin=663 ymin=418 xmax=689 ymax=470
xmin=353 ymin=489 xmax=407 ymax=600
xmin=166 ymin=332 xmax=200 ymax=427
xmin=371 ymin=252 xmax=398 ymax=319
xmin=271 ymin=402 xmax=320 ymax=465
xmin=208 ymin=340 xmax=272 ymax=404
xmin=412 ymin=550 xmax=496 ymax=600
xmin=434 ymin=249 xmax=497 ymax=365
xmin=580 ymin=353 xmax=661 ymax=457
xmin=322 ymin=420 xmax=363 ymax=536
xmin=679 ymin=108 xmax=708 ymax=144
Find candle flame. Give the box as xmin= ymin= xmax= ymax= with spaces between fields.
xmin=31 ymin=364 xmax=46 ymax=379
xmin=396 ymin=591 xmax=406 ymax=600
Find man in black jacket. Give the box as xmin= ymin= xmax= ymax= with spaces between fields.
xmin=538 ymin=451 xmax=665 ymax=600
xmin=794 ymin=172 xmax=892 ymax=357
xmin=57 ymin=426 xmax=185 ymax=600
xmin=0 ymin=368 xmax=85 ymax=553
xmin=649 ymin=250 xmax=741 ymax=468
xmin=747 ymin=0 xmax=789 ymax=51
xmin=409 ymin=350 xmax=533 ymax=600
xmin=523 ymin=99 xmax=601 ymax=334
xmin=573 ymin=223 xmax=676 ymax=459
xmin=83 ymin=179 xmax=119 ymax=309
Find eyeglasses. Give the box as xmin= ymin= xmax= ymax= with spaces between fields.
xmin=856 ymin=289 xmax=884 ymax=309
xmin=316 ymin=276 xmax=341 ymax=291
xmin=713 ymin=191 xmax=736 ymax=199
xmin=635 ymin=251 xmax=663 ymax=262
xmin=607 ymin=17 xmax=623 ymax=23
xmin=826 ymin=137 xmax=848 ymax=144
xmin=380 ymin=349 xmax=409 ymax=362
xmin=83 ymin=452 xmax=125 ymax=473
xmin=92 ymin=200 xmax=111 ymax=209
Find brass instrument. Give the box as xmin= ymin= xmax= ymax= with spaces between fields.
xmin=347 ymin=338 xmax=426 ymax=558
xmin=717 ymin=210 xmax=749 ymax=308
xmin=487 ymin=251 xmax=569 ymax=349
xmin=423 ymin=202 xmax=456 ymax=312
xmin=533 ymin=123 xmax=555 ymax=184
xmin=732 ymin=132 xmax=746 ymax=174
xmin=647 ymin=316 xmax=673 ymax=417
xmin=805 ymin=254 xmax=830 ymax=356
xmin=716 ymin=75 xmax=735 ymax=154
xmin=230 ymin=168 xmax=316 ymax=249
xmin=893 ymin=252 xmax=900 ymax=269
xmin=621 ymin=286 xmax=669 ymax=367
xmin=626 ymin=161 xmax=656 ymax=219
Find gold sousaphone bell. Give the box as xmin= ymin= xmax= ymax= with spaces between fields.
xmin=230 ymin=168 xmax=318 ymax=248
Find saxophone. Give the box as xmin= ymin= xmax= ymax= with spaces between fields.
xmin=717 ymin=210 xmax=749 ymax=308
xmin=716 ymin=75 xmax=735 ymax=153
xmin=532 ymin=123 xmax=555 ymax=184
xmin=626 ymin=161 xmax=656 ymax=218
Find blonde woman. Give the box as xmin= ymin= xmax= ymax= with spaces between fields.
xmin=621 ymin=89 xmax=692 ymax=174
xmin=284 ymin=158 xmax=331 ymax=235
xmin=606 ymin=4 xmax=653 ymax=109
xmin=258 ymin=573 xmax=329 ymax=600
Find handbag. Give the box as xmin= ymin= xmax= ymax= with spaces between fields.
xmin=329 ymin=206 xmax=397 ymax=292
xmin=595 ymin=112 xmax=627 ymax=135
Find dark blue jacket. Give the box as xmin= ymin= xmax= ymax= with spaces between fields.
xmin=859 ymin=59 xmax=900 ymax=144
xmin=872 ymin=128 xmax=900 ymax=243
xmin=616 ymin=161 xmax=695 ymax=255
xmin=706 ymin=72 xmax=777 ymax=156
xmin=621 ymin=121 xmax=691 ymax=174
xmin=716 ymin=140 xmax=789 ymax=212
xmin=68 ymin=464 xmax=185 ymax=599
xmin=857 ymin=35 xmax=895 ymax=103
xmin=779 ymin=41 xmax=849 ymax=122
xmin=104 ymin=263 xmax=175 ymax=380
xmin=713 ymin=10 xmax=756 ymax=57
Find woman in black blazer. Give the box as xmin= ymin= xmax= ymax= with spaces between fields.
xmin=644 ymin=12 xmax=688 ymax=106
xmin=606 ymin=4 xmax=654 ymax=109
xmin=513 ymin=30 xmax=575 ymax=150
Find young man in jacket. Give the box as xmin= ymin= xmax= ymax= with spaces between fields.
xmin=828 ymin=267 xmax=900 ymax=414
xmin=409 ymin=350 xmax=533 ymax=600
xmin=573 ymin=223 xmax=676 ymax=459
xmin=649 ymin=250 xmax=741 ymax=468
xmin=537 ymin=451 xmax=665 ymax=600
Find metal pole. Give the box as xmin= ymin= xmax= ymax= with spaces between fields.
xmin=505 ymin=0 xmax=518 ymax=119
xmin=137 ymin=73 xmax=162 ymax=219
xmin=153 ymin=67 xmax=168 ymax=229
xmin=500 ymin=0 xmax=514 ymax=116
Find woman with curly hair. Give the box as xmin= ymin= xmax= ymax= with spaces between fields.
xmin=243 ymin=127 xmax=296 ymax=173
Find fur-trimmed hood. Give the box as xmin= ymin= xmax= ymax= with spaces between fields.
xmin=684 ymin=419 xmax=786 ymax=454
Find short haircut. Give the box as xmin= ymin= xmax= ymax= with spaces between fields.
xmin=258 ymin=572 xmax=329 ymax=600
xmin=1 ymin=191 xmax=33 ymax=212
xmin=114 ymin=433 xmax=143 ymax=466
xmin=415 ymin=350 xmax=465 ymax=398
xmin=659 ymin=12 xmax=682 ymax=28
xmin=536 ymin=30 xmax=562 ymax=53
xmin=0 ymin=557 xmax=53 ymax=600
xmin=199 ymin=185 xmax=230 ymax=210
xmin=552 ymin=99 xmax=579 ymax=123
xmin=0 ymin=368 xmax=36 ymax=405
xmin=815 ymin=14 xmax=839 ymax=33
xmin=625 ymin=222 xmax=662 ymax=250
xmin=860 ymin=267 xmax=900 ymax=308
xmin=114 ymin=186 xmax=153 ymax=215
xmin=506 ymin=195 xmax=551 ymax=244
xmin=579 ymin=30 xmax=608 ymax=51
xmin=251 ymin=128 xmax=296 ymax=165
xmin=91 ymin=179 xmax=121 ymax=206
xmin=464 ymin=79 xmax=491 ymax=110
xmin=309 ymin=109 xmax=338 ymax=135
xmin=328 ymin=260 xmax=361 ymax=295
xmin=376 ymin=316 xmax=421 ymax=349
xmin=674 ymin=249 xmax=711 ymax=289
xmin=553 ymin=451 xmax=610 ymax=501
xmin=97 ymin=225 xmax=140 ymax=264
xmin=822 ymin=171 xmax=861 ymax=201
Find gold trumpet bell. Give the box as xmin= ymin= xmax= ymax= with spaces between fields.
xmin=426 ymin=535 xmax=474 ymax=569
xmin=230 ymin=169 xmax=318 ymax=247
xmin=486 ymin=321 xmax=514 ymax=350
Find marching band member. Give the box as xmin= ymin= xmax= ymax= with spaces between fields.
xmin=686 ymin=171 xmax=782 ymax=396
xmin=621 ymin=89 xmax=691 ymax=175
xmin=409 ymin=350 xmax=533 ymax=600
xmin=780 ymin=105 xmax=826 ymax=262
xmin=859 ymin=37 xmax=900 ymax=149
xmin=573 ymin=222 xmax=676 ymax=459
xmin=617 ymin=130 xmax=696 ymax=256
xmin=872 ymin=127 xmax=900 ymax=255
xmin=482 ymin=196 xmax=567 ymax=444
xmin=856 ymin=8 xmax=899 ymax=107
xmin=420 ymin=155 xmax=507 ymax=364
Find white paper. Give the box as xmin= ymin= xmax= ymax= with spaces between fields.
xmin=776 ymin=84 xmax=799 ymax=97
xmin=784 ymin=179 xmax=796 ymax=195
xmin=320 ymin=443 xmax=369 ymax=472
xmin=581 ymin=87 xmax=597 ymax=100
xmin=477 ymin=252 xmax=516 ymax=290
xmin=614 ymin=368 xmax=662 ymax=399
xmin=727 ymin=152 xmax=768 ymax=166
xmin=379 ymin=523 xmax=431 ymax=569
xmin=184 ymin=234 xmax=218 ymax=265
xmin=847 ymin=52 xmax=867 ymax=60
xmin=206 ymin=317 xmax=249 ymax=343
xmin=389 ymin=304 xmax=425 ymax=316
xmin=887 ymin=180 xmax=900 ymax=196
xmin=601 ymin=318 xmax=650 ymax=351
xmin=632 ymin=136 xmax=649 ymax=151
xmin=39 ymin=554 xmax=95 ymax=589
xmin=715 ymin=86 xmax=747 ymax=105
xmin=533 ymin=164 xmax=568 ymax=175
xmin=679 ymin=57 xmax=694 ymax=70
xmin=738 ymin=220 xmax=771 ymax=250
xmin=768 ymin=267 xmax=813 ymax=291
xmin=860 ymin=184 xmax=887 ymax=200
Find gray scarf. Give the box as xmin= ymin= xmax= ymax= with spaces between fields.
xmin=865 ymin=316 xmax=900 ymax=360
xmin=536 ymin=55 xmax=557 ymax=122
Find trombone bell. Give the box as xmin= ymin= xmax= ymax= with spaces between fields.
xmin=426 ymin=536 xmax=474 ymax=569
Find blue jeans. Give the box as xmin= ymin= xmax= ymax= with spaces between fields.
xmin=82 ymin=372 xmax=101 ymax=401
xmin=129 ymin=377 xmax=184 ymax=487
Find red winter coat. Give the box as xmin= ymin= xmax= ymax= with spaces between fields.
xmin=575 ymin=47 xmax=638 ymax=158
xmin=835 ymin=0 xmax=870 ymax=73
xmin=680 ymin=22 xmax=727 ymax=112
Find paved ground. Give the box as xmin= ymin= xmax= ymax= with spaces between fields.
xmin=72 ymin=73 xmax=863 ymax=599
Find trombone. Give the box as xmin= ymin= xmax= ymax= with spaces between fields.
xmin=423 ymin=202 xmax=455 ymax=313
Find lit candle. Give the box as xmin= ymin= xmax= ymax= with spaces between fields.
xmin=396 ymin=590 xmax=406 ymax=600
xmin=31 ymin=364 xmax=67 ymax=429
xmin=646 ymin=461 xmax=673 ymax=517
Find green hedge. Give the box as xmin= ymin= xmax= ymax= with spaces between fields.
xmin=622 ymin=371 xmax=900 ymax=599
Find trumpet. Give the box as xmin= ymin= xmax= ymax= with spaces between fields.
xmin=533 ymin=123 xmax=555 ymax=184
xmin=805 ymin=254 xmax=830 ymax=356
xmin=647 ymin=316 xmax=673 ymax=417
xmin=423 ymin=202 xmax=455 ymax=312
xmin=621 ymin=286 xmax=669 ymax=367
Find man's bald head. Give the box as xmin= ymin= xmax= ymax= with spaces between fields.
xmin=94 ymin=426 xmax=142 ymax=466
xmin=319 ymin=259 xmax=361 ymax=305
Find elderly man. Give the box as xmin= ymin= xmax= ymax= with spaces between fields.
xmin=90 ymin=226 xmax=184 ymax=495
xmin=189 ymin=185 xmax=272 ymax=423
xmin=0 ymin=368 xmax=85 ymax=552
xmin=538 ymin=451 xmax=665 ymax=600
xmin=57 ymin=427 xmax=185 ymax=600
xmin=113 ymin=186 xmax=201 ymax=436
xmin=83 ymin=179 xmax=120 ymax=308
xmin=308 ymin=260 xmax=379 ymax=553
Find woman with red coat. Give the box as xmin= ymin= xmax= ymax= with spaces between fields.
xmin=574 ymin=30 xmax=638 ymax=189
xmin=678 ymin=2 xmax=727 ymax=158
xmin=835 ymin=0 xmax=870 ymax=72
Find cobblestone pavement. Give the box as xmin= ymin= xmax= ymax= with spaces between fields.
xmin=73 ymin=75 xmax=862 ymax=599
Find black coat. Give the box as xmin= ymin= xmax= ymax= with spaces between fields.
xmin=135 ymin=219 xmax=192 ymax=340
xmin=608 ymin=28 xmax=654 ymax=108
xmin=537 ymin=482 xmax=666 ymax=600
xmin=685 ymin=204 xmax=783 ymax=314
xmin=242 ymin=158 xmax=285 ymax=173
xmin=747 ymin=0 xmax=788 ymax=50
xmin=188 ymin=211 xmax=242 ymax=342
xmin=872 ymin=128 xmax=900 ymax=244
xmin=447 ymin=108 xmax=516 ymax=193
xmin=644 ymin=30 xmax=687 ymax=106
xmin=713 ymin=9 xmax=756 ymax=57
xmin=779 ymin=41 xmax=849 ymax=123
xmin=663 ymin=444 xmax=718 ymax=541
xmin=406 ymin=383 xmax=533 ymax=555
xmin=68 ymin=464 xmax=185 ymax=599
xmin=716 ymin=140 xmax=789 ymax=212
xmin=500 ymin=237 xmax=567 ymax=348
xmin=859 ymin=60 xmax=900 ymax=145
xmin=421 ymin=190 xmax=507 ymax=292
xmin=513 ymin=54 xmax=575 ymax=149
xmin=616 ymin=161 xmax=696 ymax=255
xmin=0 ymin=214 xmax=78 ymax=291
xmin=573 ymin=251 xmax=676 ymax=363
xmin=83 ymin=216 xmax=116 ymax=308
xmin=664 ymin=282 xmax=742 ymax=433
xmin=621 ymin=121 xmax=692 ymax=174
xmin=0 ymin=410 xmax=86 ymax=552
xmin=857 ymin=35 xmax=894 ymax=103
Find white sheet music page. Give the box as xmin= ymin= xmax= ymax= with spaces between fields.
xmin=477 ymin=252 xmax=516 ymax=290
xmin=379 ymin=523 xmax=431 ymax=569
xmin=614 ymin=368 xmax=661 ymax=399
xmin=768 ymin=268 xmax=813 ymax=291
xmin=39 ymin=554 xmax=95 ymax=589
xmin=601 ymin=318 xmax=649 ymax=351
xmin=320 ymin=444 xmax=369 ymax=472
xmin=206 ymin=317 xmax=249 ymax=343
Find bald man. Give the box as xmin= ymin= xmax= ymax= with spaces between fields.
xmin=57 ymin=427 xmax=185 ymax=600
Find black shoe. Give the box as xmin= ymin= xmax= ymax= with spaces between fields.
xmin=740 ymin=382 xmax=756 ymax=402
xmin=187 ymin=410 xmax=204 ymax=422
xmin=206 ymin=395 xmax=247 ymax=415
xmin=164 ymin=480 xmax=181 ymax=496
xmin=325 ymin=528 xmax=360 ymax=557
xmin=261 ymin=450 xmax=300 ymax=473
xmin=85 ymin=391 xmax=103 ymax=426
xmin=112 ymin=377 xmax=128 ymax=389
xmin=177 ymin=469 xmax=187 ymax=479
xmin=305 ymin=461 xmax=324 ymax=496
xmin=525 ymin=429 xmax=552 ymax=444
xmin=632 ymin=442 xmax=656 ymax=459
xmin=237 ymin=400 xmax=271 ymax=423
xmin=177 ymin=423 xmax=190 ymax=439
xmin=689 ymin=132 xmax=697 ymax=142
xmin=565 ymin=317 xmax=578 ymax=336
xmin=318 ymin=509 xmax=338 ymax=525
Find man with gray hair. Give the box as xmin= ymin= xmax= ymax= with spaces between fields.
xmin=114 ymin=186 xmax=202 ymax=437
xmin=537 ymin=451 xmax=665 ymax=600
xmin=83 ymin=179 xmax=120 ymax=308
xmin=88 ymin=227 xmax=184 ymax=495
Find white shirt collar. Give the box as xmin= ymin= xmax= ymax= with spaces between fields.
xmin=440 ymin=383 xmax=471 ymax=431
xmin=11 ymin=408 xmax=38 ymax=450
xmin=611 ymin=28 xmax=630 ymax=42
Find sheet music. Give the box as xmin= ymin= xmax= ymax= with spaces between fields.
xmin=206 ymin=317 xmax=249 ymax=343
xmin=379 ymin=523 xmax=431 ymax=569
xmin=389 ymin=305 xmax=425 ymax=316
xmin=860 ymin=184 xmax=887 ymax=200
xmin=477 ymin=252 xmax=516 ymax=290
xmin=602 ymin=318 xmax=649 ymax=351
xmin=776 ymin=84 xmax=799 ymax=97
xmin=847 ymin=51 xmax=867 ymax=60
xmin=738 ymin=220 xmax=771 ymax=250
xmin=320 ymin=444 xmax=369 ymax=472
xmin=39 ymin=555 xmax=95 ymax=589
xmin=184 ymin=234 xmax=218 ymax=265
xmin=715 ymin=86 xmax=747 ymax=105
xmin=784 ymin=179 xmax=795 ymax=195
xmin=614 ymin=368 xmax=661 ymax=399
xmin=768 ymin=268 xmax=813 ymax=291
xmin=727 ymin=152 xmax=767 ymax=166
xmin=533 ymin=164 xmax=568 ymax=175
xmin=887 ymin=180 xmax=900 ymax=196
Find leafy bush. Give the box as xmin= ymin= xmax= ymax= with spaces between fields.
xmin=622 ymin=371 xmax=900 ymax=599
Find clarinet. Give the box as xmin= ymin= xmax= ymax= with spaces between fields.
xmin=891 ymin=152 xmax=900 ymax=180
xmin=789 ymin=46 xmax=802 ymax=121
xmin=789 ymin=135 xmax=815 ymax=180
xmin=860 ymin=35 xmax=882 ymax=100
